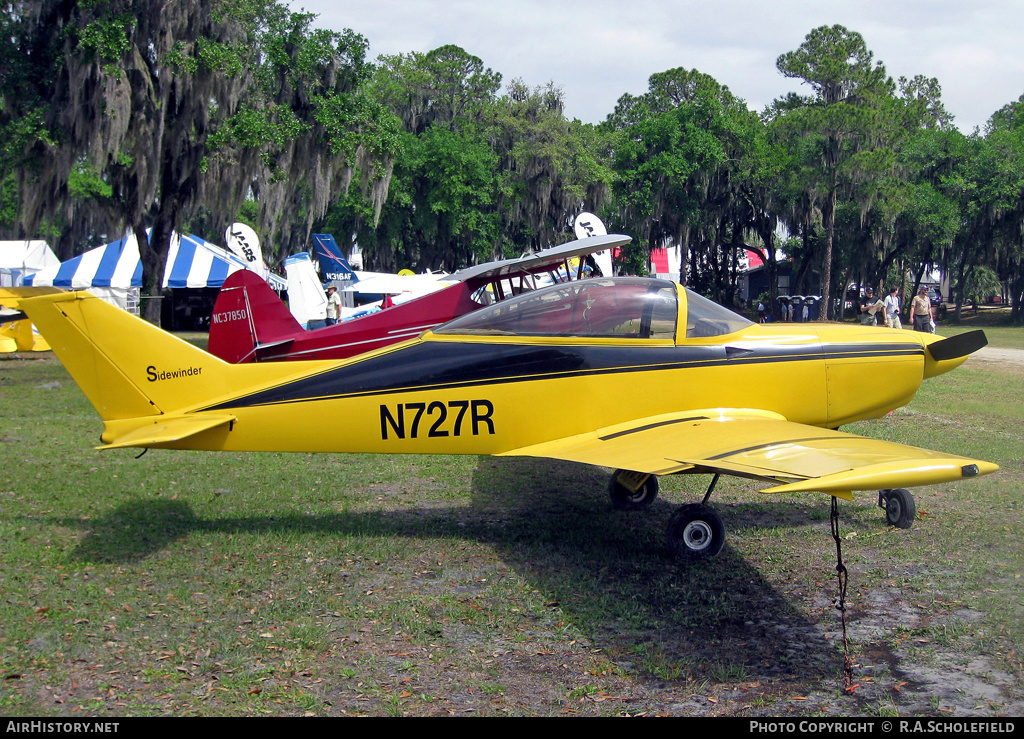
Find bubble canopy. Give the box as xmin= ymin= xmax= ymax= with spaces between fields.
xmin=432 ymin=277 xmax=751 ymax=340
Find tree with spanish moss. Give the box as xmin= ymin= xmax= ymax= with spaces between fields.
xmin=0 ymin=0 xmax=397 ymax=324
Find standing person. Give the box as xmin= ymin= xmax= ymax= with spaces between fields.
xmin=911 ymin=287 xmax=933 ymax=332
xmin=325 ymin=285 xmax=342 ymax=326
xmin=859 ymin=288 xmax=884 ymax=325
xmin=884 ymin=287 xmax=902 ymax=329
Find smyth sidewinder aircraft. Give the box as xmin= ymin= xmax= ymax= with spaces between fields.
xmin=20 ymin=277 xmax=996 ymax=558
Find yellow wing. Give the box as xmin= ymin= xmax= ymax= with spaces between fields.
xmin=501 ymin=409 xmax=998 ymax=497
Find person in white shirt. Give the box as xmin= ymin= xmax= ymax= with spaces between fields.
xmin=884 ymin=287 xmax=902 ymax=329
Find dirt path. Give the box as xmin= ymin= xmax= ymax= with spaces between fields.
xmin=974 ymin=346 xmax=1024 ymax=363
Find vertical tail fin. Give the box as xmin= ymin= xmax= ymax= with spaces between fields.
xmin=283 ymin=252 xmax=328 ymax=327
xmin=21 ymin=290 xmax=330 ymax=449
xmin=19 ymin=291 xmax=271 ymax=422
xmin=208 ymin=270 xmax=302 ymax=363
xmin=311 ymin=234 xmax=356 ymax=282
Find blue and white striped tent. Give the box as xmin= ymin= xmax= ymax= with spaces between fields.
xmin=28 ymin=232 xmax=285 ymax=292
xmin=27 ymin=234 xmax=142 ymax=289
xmin=164 ymin=234 xmax=286 ymax=290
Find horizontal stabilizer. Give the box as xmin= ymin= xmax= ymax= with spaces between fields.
xmin=98 ymin=414 xmax=236 ymax=449
xmin=0 ymin=286 xmax=64 ymax=308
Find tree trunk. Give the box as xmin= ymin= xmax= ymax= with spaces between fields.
xmin=818 ymin=187 xmax=836 ymax=321
xmin=133 ymin=225 xmax=163 ymax=326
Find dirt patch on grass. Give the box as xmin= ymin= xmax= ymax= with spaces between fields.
xmin=974 ymin=347 xmax=1024 ymax=365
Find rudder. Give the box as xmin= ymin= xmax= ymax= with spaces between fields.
xmin=208 ymin=270 xmax=301 ymax=363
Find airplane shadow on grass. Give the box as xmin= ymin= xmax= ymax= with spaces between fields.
xmin=57 ymin=455 xmax=849 ymax=684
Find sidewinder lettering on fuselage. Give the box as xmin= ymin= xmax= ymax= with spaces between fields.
xmin=146 ymin=365 xmax=204 ymax=382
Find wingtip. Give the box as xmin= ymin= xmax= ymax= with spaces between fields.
xmin=760 ymin=457 xmax=999 ymax=495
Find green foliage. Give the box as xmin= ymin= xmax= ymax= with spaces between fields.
xmin=67 ymin=160 xmax=112 ymax=200
xmin=954 ymin=265 xmax=1002 ymax=302
xmin=604 ymin=68 xmax=768 ymax=301
xmin=770 ymin=25 xmax=900 ymax=317
xmin=324 ymin=46 xmax=607 ymax=270
xmin=77 ymin=13 xmax=136 ymax=69
xmin=0 ymin=172 xmax=18 ymax=228
xmin=0 ymin=0 xmax=401 ymax=296
xmin=381 ymin=126 xmax=501 ymax=269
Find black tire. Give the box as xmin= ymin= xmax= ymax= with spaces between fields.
xmin=666 ymin=504 xmax=725 ymax=559
xmin=883 ymin=488 xmax=916 ymax=529
xmin=608 ymin=470 xmax=659 ymax=510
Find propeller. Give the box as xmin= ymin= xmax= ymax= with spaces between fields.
xmin=927 ymin=330 xmax=988 ymax=361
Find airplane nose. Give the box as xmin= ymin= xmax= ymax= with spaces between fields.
xmin=920 ymin=330 xmax=988 ymax=379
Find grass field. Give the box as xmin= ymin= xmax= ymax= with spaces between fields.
xmin=0 ymin=339 xmax=1021 ymax=716
xmin=931 ymin=305 xmax=1024 ymax=349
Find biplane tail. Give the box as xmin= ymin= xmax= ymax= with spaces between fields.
xmin=18 ymin=291 xmax=305 ymax=449
xmin=207 ymin=270 xmax=302 ymax=363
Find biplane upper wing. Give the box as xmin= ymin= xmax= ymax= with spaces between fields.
xmin=501 ymin=409 xmax=998 ymax=498
xmin=450 ymin=234 xmax=631 ymax=283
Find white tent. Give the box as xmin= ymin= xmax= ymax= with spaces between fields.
xmin=0 ymin=240 xmax=59 ymax=287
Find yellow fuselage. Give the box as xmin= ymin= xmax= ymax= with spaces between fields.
xmin=107 ymin=321 xmax=939 ymax=456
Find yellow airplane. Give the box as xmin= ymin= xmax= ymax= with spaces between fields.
xmin=0 ymin=286 xmax=59 ymax=352
xmin=19 ymin=277 xmax=996 ymax=558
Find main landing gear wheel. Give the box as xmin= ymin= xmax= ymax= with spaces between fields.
xmin=666 ymin=504 xmax=725 ymax=560
xmin=608 ymin=469 xmax=659 ymax=510
xmin=879 ymin=488 xmax=916 ymax=529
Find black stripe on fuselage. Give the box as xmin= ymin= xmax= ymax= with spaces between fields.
xmin=198 ymin=339 xmax=924 ymax=412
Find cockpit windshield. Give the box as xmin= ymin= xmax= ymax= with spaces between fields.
xmin=434 ymin=278 xmax=678 ymax=339
xmin=684 ymin=289 xmax=752 ymax=338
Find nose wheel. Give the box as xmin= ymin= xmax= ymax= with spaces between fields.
xmin=879 ymin=488 xmax=916 ymax=529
